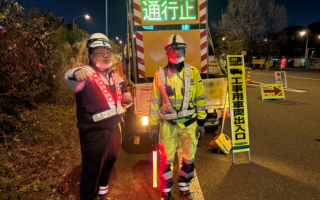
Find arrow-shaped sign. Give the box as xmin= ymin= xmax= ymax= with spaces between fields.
xmin=263 ymin=86 xmax=282 ymax=96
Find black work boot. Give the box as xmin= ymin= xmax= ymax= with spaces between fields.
xmin=160 ymin=191 xmax=172 ymax=200
xmin=180 ymin=190 xmax=193 ymax=200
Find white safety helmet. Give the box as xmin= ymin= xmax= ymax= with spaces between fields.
xmin=87 ymin=33 xmax=111 ymax=49
xmin=87 ymin=33 xmax=113 ymax=69
xmin=164 ymin=34 xmax=187 ymax=50
xmin=165 ymin=34 xmax=187 ymax=64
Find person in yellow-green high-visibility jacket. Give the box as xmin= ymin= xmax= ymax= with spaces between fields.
xmin=149 ymin=34 xmax=207 ymax=200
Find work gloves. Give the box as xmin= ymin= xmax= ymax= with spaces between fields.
xmin=196 ymin=125 xmax=205 ymax=140
xmin=150 ymin=127 xmax=159 ymax=142
xmin=74 ymin=69 xmax=91 ymax=81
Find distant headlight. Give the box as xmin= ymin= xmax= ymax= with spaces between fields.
xmin=142 ymin=116 xmax=149 ymax=126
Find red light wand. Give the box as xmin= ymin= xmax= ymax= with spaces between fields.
xmin=153 ymin=134 xmax=158 ymax=188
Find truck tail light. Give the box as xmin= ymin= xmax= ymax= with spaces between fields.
xmin=142 ymin=116 xmax=148 ymax=126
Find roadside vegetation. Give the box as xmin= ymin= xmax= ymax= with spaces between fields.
xmin=0 ymin=0 xmax=120 ymax=199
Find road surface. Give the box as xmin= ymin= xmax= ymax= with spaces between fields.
xmin=107 ymin=69 xmax=320 ymax=200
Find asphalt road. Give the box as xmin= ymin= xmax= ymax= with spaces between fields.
xmin=107 ymin=69 xmax=320 ymax=200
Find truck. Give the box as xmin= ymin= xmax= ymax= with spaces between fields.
xmin=121 ymin=0 xmax=229 ymax=154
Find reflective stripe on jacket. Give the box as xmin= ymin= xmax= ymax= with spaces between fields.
xmin=65 ymin=63 xmax=133 ymax=130
xmin=150 ymin=64 xmax=206 ymax=129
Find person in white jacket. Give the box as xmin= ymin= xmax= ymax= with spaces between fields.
xmin=65 ymin=33 xmax=133 ymax=200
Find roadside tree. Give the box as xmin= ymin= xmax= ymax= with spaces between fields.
xmin=212 ymin=0 xmax=288 ymax=56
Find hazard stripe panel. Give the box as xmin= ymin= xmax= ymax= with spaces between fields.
xmin=200 ymin=29 xmax=207 ymax=73
xmin=133 ymin=0 xmax=141 ymax=26
xmin=199 ymin=0 xmax=207 ymax=24
xmin=136 ymin=31 xmax=146 ymax=78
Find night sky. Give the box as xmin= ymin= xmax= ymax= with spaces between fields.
xmin=16 ymin=0 xmax=320 ymax=41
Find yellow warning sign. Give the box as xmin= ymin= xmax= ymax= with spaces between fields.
xmin=142 ymin=30 xmax=201 ymax=77
xmin=227 ymin=55 xmax=250 ymax=153
xmin=252 ymin=59 xmax=265 ymax=65
xmin=260 ymin=84 xmax=285 ymax=100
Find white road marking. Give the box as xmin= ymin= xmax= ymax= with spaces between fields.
xmin=282 ymin=88 xmax=307 ymax=93
xmin=251 ymin=72 xmax=320 ymax=81
xmin=247 ymin=81 xmax=307 ymax=93
xmin=177 ymin=147 xmax=204 ymax=200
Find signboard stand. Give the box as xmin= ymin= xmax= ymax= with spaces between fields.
xmin=275 ymin=71 xmax=288 ymax=89
xmin=259 ymin=80 xmax=285 ymax=101
xmin=227 ymin=55 xmax=251 ymax=164
xmin=232 ymin=150 xmax=251 ymax=164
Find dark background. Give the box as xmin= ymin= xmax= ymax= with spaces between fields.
xmin=16 ymin=0 xmax=320 ymax=41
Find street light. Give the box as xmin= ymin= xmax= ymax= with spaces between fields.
xmin=73 ymin=14 xmax=90 ymax=30
xmin=119 ymin=40 xmax=122 ymax=52
xmin=222 ymin=37 xmax=226 ymax=41
xmin=300 ymin=31 xmax=309 ymax=67
xmin=116 ymin=37 xmax=119 ymax=40
xmin=264 ymin=39 xmax=268 ymax=42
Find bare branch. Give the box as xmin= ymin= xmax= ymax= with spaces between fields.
xmin=213 ymin=0 xmax=288 ymax=54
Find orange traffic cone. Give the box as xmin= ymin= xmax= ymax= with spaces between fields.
xmin=246 ymin=72 xmax=252 ymax=83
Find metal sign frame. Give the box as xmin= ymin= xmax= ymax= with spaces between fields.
xmin=129 ymin=0 xmax=209 ymax=83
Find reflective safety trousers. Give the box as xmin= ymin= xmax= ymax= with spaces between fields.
xmin=150 ymin=65 xmax=207 ymax=129
xmin=159 ymin=120 xmax=198 ymax=192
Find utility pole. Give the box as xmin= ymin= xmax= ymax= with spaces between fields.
xmin=106 ymin=0 xmax=108 ymax=36
xmin=300 ymin=31 xmax=309 ymax=67
xmin=305 ymin=34 xmax=309 ymax=67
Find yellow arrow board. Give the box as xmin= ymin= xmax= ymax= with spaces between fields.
xmin=227 ymin=55 xmax=250 ymax=154
xmin=260 ymin=84 xmax=285 ymax=100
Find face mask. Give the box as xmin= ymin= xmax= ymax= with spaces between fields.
xmin=91 ymin=57 xmax=112 ymax=69
xmin=169 ymin=56 xmax=185 ymax=65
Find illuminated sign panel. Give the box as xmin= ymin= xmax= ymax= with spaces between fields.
xmin=141 ymin=0 xmax=199 ymax=25
xmin=228 ymin=57 xmax=243 ymax=66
